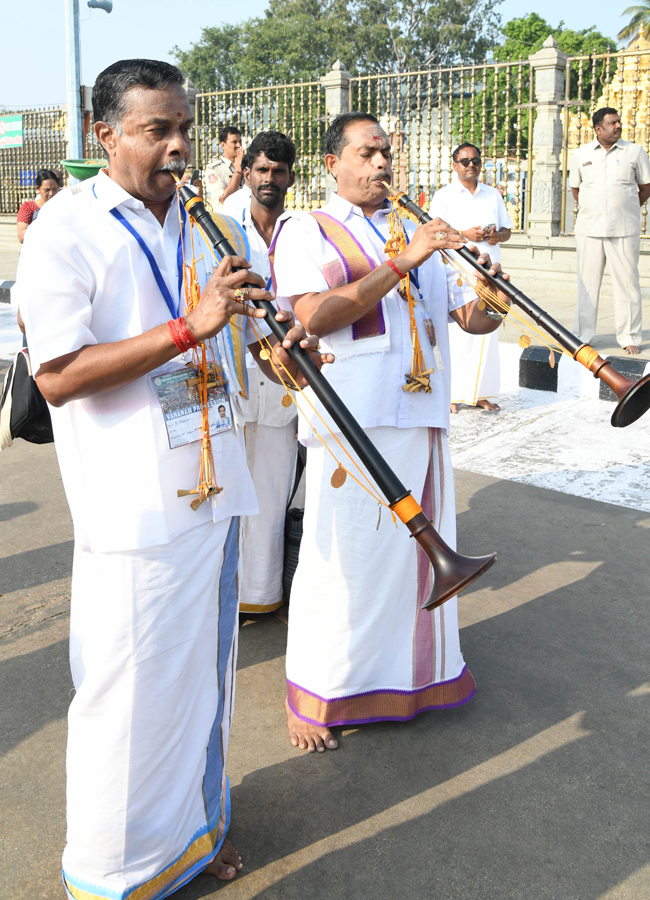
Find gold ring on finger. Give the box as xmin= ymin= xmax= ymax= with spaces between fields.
xmin=233 ymin=288 xmax=245 ymax=302
xmin=436 ymin=231 xmax=446 ymax=241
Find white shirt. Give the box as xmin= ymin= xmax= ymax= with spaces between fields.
xmin=230 ymin=196 xmax=298 ymax=429
xmin=429 ymin=179 xmax=513 ymax=262
xmin=273 ymin=192 xmax=475 ymax=440
xmin=221 ymin=185 xmax=252 ymax=222
xmin=17 ymin=170 xmax=260 ymax=553
xmin=569 ymin=139 xmax=650 ymax=237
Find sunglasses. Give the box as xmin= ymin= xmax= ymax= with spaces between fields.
xmin=457 ymin=157 xmax=481 ymax=167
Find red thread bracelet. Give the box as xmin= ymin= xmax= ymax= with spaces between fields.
xmin=168 ymin=317 xmax=198 ymax=353
xmin=387 ymin=259 xmax=407 ymax=280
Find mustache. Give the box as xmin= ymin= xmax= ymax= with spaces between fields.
xmin=372 ymin=173 xmax=391 ymax=183
xmin=159 ymin=159 xmax=187 ymax=174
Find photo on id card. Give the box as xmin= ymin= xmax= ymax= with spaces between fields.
xmin=152 ymin=368 xmax=233 ymax=450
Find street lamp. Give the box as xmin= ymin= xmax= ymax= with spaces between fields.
xmin=64 ymin=0 xmax=112 ymax=163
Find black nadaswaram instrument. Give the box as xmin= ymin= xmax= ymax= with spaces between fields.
xmin=178 ymin=185 xmax=496 ymax=610
xmin=392 ymin=189 xmax=650 ymax=428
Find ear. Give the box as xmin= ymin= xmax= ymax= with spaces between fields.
xmin=243 ymin=167 xmax=251 ymax=186
xmin=288 ymin=170 xmax=296 ymax=188
xmin=324 ymin=153 xmax=338 ymax=180
xmin=95 ymin=121 xmax=118 ymax=156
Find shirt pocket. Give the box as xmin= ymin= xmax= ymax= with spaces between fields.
xmin=613 ymin=160 xmax=635 ymax=184
xmin=580 ymin=162 xmax=598 ymax=185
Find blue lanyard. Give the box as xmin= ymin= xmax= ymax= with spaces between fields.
xmin=240 ymin=208 xmax=273 ymax=291
xmin=95 ymin=183 xmax=186 ymax=319
xmin=364 ymin=214 xmax=421 ymax=292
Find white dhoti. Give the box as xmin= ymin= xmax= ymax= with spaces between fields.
xmin=448 ymin=322 xmax=500 ymax=407
xmin=240 ymin=420 xmax=297 ymax=613
xmin=286 ymin=426 xmax=475 ymax=726
xmin=63 ymin=517 xmax=240 ymax=900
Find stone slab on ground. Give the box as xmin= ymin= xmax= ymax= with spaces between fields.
xmin=448 ymin=384 xmax=650 ymax=514
xmin=2 ymin=440 xmax=650 ymax=900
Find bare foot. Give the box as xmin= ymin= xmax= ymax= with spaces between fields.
xmin=286 ymin=698 xmax=338 ymax=752
xmin=450 ymin=403 xmax=458 ymax=414
xmin=274 ymin=603 xmax=289 ymax=624
xmin=204 ymin=837 xmax=243 ymax=880
xmin=477 ymin=399 xmax=500 ymax=411
xmin=624 ymin=345 xmax=640 ymax=355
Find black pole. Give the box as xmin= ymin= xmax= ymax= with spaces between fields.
xmin=180 ymin=187 xmax=410 ymax=504
xmin=395 ymin=193 xmax=584 ymax=356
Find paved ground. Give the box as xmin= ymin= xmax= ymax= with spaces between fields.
xmin=2 ymin=408 xmax=650 ymax=899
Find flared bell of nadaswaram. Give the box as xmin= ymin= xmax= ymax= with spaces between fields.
xmin=405 ymin=512 xmax=497 ymax=610
xmin=609 ymin=370 xmax=650 ymax=428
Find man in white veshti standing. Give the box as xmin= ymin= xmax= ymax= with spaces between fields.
xmin=429 ymin=142 xmax=512 ymax=413
xmin=15 ymin=59 xmax=326 ymax=898
xmin=272 ymin=112 xmax=512 ymax=752
xmin=224 ymin=130 xmax=299 ymax=620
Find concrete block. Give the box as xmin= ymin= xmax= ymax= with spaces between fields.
xmin=0 ymin=281 xmax=14 ymax=304
xmin=519 ymin=345 xmax=560 ymax=392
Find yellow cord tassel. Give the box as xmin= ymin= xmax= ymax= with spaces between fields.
xmin=386 ymin=200 xmax=431 ymax=393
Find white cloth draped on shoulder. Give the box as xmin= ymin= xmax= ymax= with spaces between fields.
xmin=63 ymin=517 xmax=240 ymax=900
xmin=286 ymin=426 xmax=475 ymax=726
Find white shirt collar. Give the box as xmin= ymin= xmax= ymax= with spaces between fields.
xmin=91 ymin=168 xmax=183 ymax=233
xmin=91 ymin=168 xmax=146 ymax=212
xmin=327 ymin=191 xmax=391 ymax=223
xmin=450 ymin=178 xmax=483 ymax=196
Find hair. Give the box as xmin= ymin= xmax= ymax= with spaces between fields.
xmin=593 ymin=107 xmax=619 ymax=129
xmin=453 ymin=142 xmax=481 ymax=162
xmin=35 ymin=169 xmax=60 ymax=188
xmin=219 ymin=125 xmax=241 ymax=144
xmin=92 ymin=59 xmax=185 ymax=132
xmin=245 ymin=130 xmax=296 ymax=170
xmin=324 ymin=112 xmax=379 ymax=157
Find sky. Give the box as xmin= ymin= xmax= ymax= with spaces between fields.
xmin=0 ymin=0 xmax=632 ymax=110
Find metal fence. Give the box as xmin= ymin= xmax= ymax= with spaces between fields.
xmin=349 ymin=61 xmax=533 ymax=231
xmin=0 ymin=106 xmax=68 ymax=213
xmin=6 ymin=44 xmax=650 ymax=231
xmin=560 ymin=45 xmax=650 ymax=234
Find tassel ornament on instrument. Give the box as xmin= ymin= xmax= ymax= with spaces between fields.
xmin=177 ymin=185 xmax=496 ymax=610
xmin=391 ymin=189 xmax=650 ymax=429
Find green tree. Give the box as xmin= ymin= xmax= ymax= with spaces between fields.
xmin=618 ymin=2 xmax=650 ymax=42
xmin=173 ymin=0 xmax=504 ymax=91
xmin=455 ymin=14 xmax=618 ymax=154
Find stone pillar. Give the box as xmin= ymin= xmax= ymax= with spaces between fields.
xmin=528 ymin=36 xmax=567 ymax=237
xmin=320 ymin=60 xmax=350 ymax=200
xmin=184 ymin=77 xmax=199 ymax=166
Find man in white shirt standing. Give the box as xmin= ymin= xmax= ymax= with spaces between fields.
xmin=225 ymin=130 xmax=299 ymax=621
xmin=430 ymin=143 xmax=512 ymax=412
xmin=204 ymin=125 xmax=245 ymax=212
xmin=16 ymin=59 xmax=324 ymax=899
xmin=272 ymin=112 xmax=512 ymax=753
xmin=569 ymin=107 xmax=650 ymax=355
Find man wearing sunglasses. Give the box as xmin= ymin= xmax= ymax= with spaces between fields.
xmin=430 ymin=142 xmax=512 ymax=413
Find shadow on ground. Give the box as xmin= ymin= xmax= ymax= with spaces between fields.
xmin=3 ymin=473 xmax=650 ymax=899
xmin=176 ymin=474 xmax=650 ymax=900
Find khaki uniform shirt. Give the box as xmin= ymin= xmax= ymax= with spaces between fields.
xmin=204 ymin=156 xmax=243 ymax=212
xmin=569 ymin=138 xmax=650 ymax=237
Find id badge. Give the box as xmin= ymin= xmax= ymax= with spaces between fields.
xmin=152 ymin=364 xmax=233 ymax=450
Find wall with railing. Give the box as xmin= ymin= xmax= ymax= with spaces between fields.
xmin=4 ymin=38 xmax=650 ymax=236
